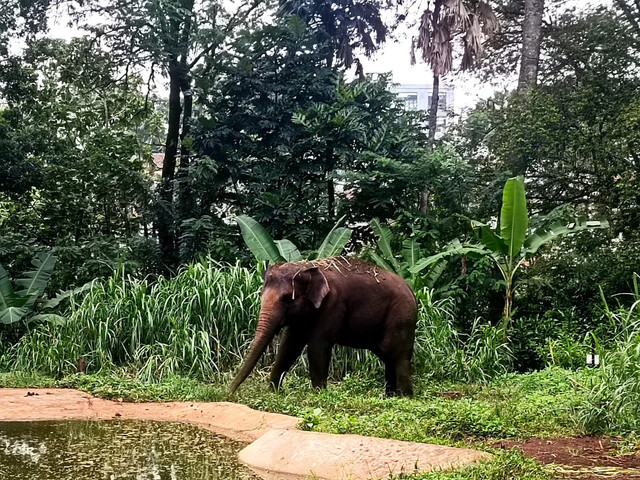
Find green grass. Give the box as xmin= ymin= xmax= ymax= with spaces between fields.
xmin=0 ymin=368 xmax=612 ymax=480
xmin=0 ymin=261 xmax=514 ymax=386
xmin=393 ymin=449 xmax=554 ymax=480
xmin=2 ymin=260 xmax=263 ymax=380
xmin=0 ymin=367 xmax=593 ymax=444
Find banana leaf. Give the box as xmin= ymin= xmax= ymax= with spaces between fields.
xmin=471 ymin=220 xmax=508 ymax=255
xmin=317 ymin=215 xmax=352 ymax=258
xmin=275 ymin=239 xmax=303 ymax=262
xmin=401 ymin=239 xmax=420 ymax=268
xmin=15 ymin=252 xmax=57 ymax=309
xmin=0 ymin=306 xmax=29 ymax=325
xmin=500 ymin=176 xmax=528 ymax=258
xmin=236 ymin=215 xmax=284 ymax=263
xmin=370 ymin=218 xmax=400 ymax=271
xmin=523 ymin=218 xmax=609 ymax=256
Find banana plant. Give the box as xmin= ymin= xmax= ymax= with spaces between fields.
xmin=367 ymin=218 xmax=462 ymax=290
xmin=0 ymin=252 xmax=57 ymax=325
xmin=236 ymin=215 xmax=352 ymax=263
xmin=412 ymin=176 xmax=609 ymax=332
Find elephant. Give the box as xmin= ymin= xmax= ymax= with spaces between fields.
xmin=229 ymin=257 xmax=418 ymax=396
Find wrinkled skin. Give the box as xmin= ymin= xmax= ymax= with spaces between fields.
xmin=229 ymin=258 xmax=417 ymax=396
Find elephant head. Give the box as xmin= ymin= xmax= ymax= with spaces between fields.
xmin=228 ymin=263 xmax=330 ymax=394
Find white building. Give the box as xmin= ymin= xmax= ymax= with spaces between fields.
xmin=392 ymin=84 xmax=454 ymax=135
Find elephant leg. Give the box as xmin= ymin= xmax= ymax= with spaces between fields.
xmin=384 ymin=361 xmax=397 ymax=396
xmin=372 ymin=348 xmax=397 ymax=395
xmin=269 ymin=328 xmax=307 ymax=390
xmin=393 ymin=354 xmax=413 ymax=396
xmin=307 ymin=341 xmax=332 ymax=389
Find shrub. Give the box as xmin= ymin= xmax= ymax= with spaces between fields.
xmin=414 ymin=289 xmax=512 ymax=382
xmin=4 ymin=259 xmax=263 ymax=380
xmin=577 ymin=280 xmax=640 ymax=434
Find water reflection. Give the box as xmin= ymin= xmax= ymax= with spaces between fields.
xmin=0 ymin=420 xmax=259 ymax=480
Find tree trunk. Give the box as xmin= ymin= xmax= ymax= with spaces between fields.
xmin=518 ymin=0 xmax=544 ymax=90
xmin=325 ymin=147 xmax=335 ymax=220
xmin=420 ymin=71 xmax=440 ymax=213
xmin=176 ymin=66 xmax=194 ymax=260
xmin=428 ymin=69 xmax=440 ymax=141
xmin=157 ymin=59 xmax=182 ymax=267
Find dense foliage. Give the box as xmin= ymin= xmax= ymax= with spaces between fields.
xmin=1 ymin=0 xmax=640 ymax=457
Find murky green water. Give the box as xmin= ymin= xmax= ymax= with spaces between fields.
xmin=0 ymin=420 xmax=259 ymax=480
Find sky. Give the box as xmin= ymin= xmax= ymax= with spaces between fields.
xmin=359 ymin=0 xmax=610 ymax=112
xmin=44 ymin=0 xmax=610 ymax=114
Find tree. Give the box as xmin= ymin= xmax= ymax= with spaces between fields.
xmin=194 ymin=17 xmax=339 ymax=252
xmin=456 ymin=7 xmax=640 ymax=327
xmin=518 ymin=0 xmax=544 ymax=89
xmin=410 ymin=0 xmax=498 ymax=140
xmin=66 ymin=0 xmax=266 ymax=267
xmin=278 ymin=0 xmax=387 ymax=71
xmin=412 ymin=177 xmax=608 ymax=333
xmin=0 ymin=38 xmax=163 ymax=287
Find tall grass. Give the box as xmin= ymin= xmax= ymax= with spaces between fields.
xmin=414 ymin=289 xmax=512 ymax=382
xmin=5 ymin=259 xmax=263 ymax=381
xmin=3 ymin=261 xmax=513 ymax=384
xmin=577 ymin=276 xmax=640 ymax=433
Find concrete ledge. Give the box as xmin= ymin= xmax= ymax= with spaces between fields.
xmin=0 ymin=388 xmax=298 ymax=443
xmin=0 ymin=388 xmax=491 ymax=480
xmin=239 ymin=428 xmax=492 ymax=480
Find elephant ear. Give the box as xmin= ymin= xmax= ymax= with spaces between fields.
xmin=292 ymin=267 xmax=330 ymax=308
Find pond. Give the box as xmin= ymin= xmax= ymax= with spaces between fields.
xmin=0 ymin=420 xmax=259 ymax=480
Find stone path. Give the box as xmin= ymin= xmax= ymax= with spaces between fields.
xmin=0 ymin=388 xmax=490 ymax=479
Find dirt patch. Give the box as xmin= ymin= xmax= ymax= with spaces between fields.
xmin=498 ymin=437 xmax=640 ymax=479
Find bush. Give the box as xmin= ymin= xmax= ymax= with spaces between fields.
xmin=577 ymin=294 xmax=640 ymax=434
xmin=414 ymin=289 xmax=512 ymax=382
xmin=3 ymin=259 xmax=263 ymax=380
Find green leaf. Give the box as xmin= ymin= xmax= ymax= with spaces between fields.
xmin=401 ymin=239 xmax=420 ymax=268
xmin=471 ymin=220 xmax=508 ymax=255
xmin=368 ymin=251 xmax=393 ymax=272
xmin=235 ymin=215 xmax=285 ymax=263
xmin=275 ymin=239 xmax=303 ymax=262
xmin=500 ymin=176 xmax=528 ymax=258
xmin=370 ymin=218 xmax=400 ymax=271
xmin=0 ymin=264 xmax=17 ymax=312
xmin=42 ymin=280 xmax=97 ymax=310
xmin=523 ymin=218 xmax=609 ymax=256
xmin=27 ymin=314 xmax=68 ymax=326
xmin=424 ymin=260 xmax=446 ymax=289
xmin=15 ymin=252 xmax=57 ymax=309
xmin=410 ymin=241 xmax=488 ymax=274
xmin=317 ymin=215 xmax=352 ymax=258
xmin=0 ymin=306 xmax=29 ymax=325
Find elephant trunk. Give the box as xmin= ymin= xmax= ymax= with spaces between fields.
xmin=229 ymin=311 xmax=280 ymax=394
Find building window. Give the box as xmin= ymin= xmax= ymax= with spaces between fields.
xmin=399 ymin=93 xmax=418 ymax=111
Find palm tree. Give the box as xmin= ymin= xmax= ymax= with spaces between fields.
xmin=411 ymin=0 xmax=498 ymax=141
